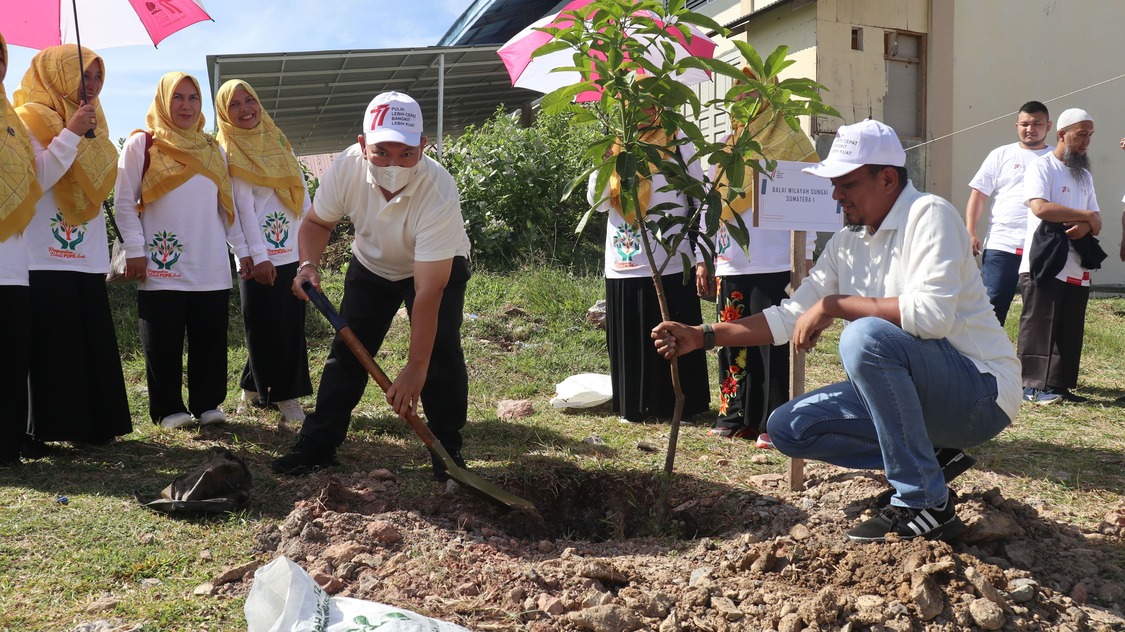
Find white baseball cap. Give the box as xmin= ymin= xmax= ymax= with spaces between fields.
xmin=802 ymin=119 xmax=906 ymax=179
xmin=363 ymin=91 xmax=423 ymax=146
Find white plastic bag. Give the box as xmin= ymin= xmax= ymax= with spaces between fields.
xmin=549 ymin=373 xmax=613 ymax=409
xmin=245 ymin=557 xmax=471 ymax=632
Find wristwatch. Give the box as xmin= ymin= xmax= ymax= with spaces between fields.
xmin=296 ymin=260 xmax=319 ymax=275
xmin=701 ymin=323 xmax=715 ymax=351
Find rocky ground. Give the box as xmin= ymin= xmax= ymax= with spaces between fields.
xmin=213 ymin=460 xmax=1125 ymax=631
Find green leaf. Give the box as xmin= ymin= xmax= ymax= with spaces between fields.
xmin=531 ymin=40 xmax=574 ymax=59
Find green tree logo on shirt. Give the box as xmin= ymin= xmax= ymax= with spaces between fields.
xmin=49 ymin=212 xmax=86 ymax=250
xmin=612 ymin=223 xmax=641 ymax=264
xmin=263 ymin=211 xmax=290 ymax=248
xmin=148 ymin=231 xmax=184 ymax=270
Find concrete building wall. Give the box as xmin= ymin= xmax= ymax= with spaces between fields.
xmin=938 ymin=0 xmax=1125 ymax=286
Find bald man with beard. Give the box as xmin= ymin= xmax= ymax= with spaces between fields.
xmin=1016 ymin=108 xmax=1104 ymax=405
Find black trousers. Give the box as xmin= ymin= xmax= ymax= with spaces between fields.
xmin=0 ymin=285 xmax=30 ymax=461
xmin=299 ymin=256 xmax=470 ymax=452
xmin=714 ymin=271 xmax=790 ymax=433
xmin=28 ymin=271 xmax=132 ymax=441
xmin=606 ymin=273 xmax=710 ymax=422
xmin=238 ymin=262 xmax=313 ymax=403
xmin=1016 ymin=273 xmax=1089 ymax=390
xmin=138 ymin=289 xmax=230 ymax=421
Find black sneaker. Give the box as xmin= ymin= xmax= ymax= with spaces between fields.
xmin=431 ymin=449 xmax=467 ymax=483
xmin=873 ymin=448 xmax=976 ymax=509
xmin=21 ymin=437 xmax=53 ymax=460
xmin=1056 ymin=389 xmax=1089 ymax=403
xmin=848 ymin=490 xmax=963 ymax=542
xmin=271 ymin=437 xmax=338 ymax=476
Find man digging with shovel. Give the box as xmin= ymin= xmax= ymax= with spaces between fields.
xmin=273 ymin=92 xmax=472 ymax=481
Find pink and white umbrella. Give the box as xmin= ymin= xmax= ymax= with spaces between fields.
xmin=2 ymin=0 xmax=212 ymax=49
xmin=498 ymin=0 xmax=717 ymax=103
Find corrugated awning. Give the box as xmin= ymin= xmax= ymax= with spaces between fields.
xmin=206 ymin=45 xmax=541 ymax=157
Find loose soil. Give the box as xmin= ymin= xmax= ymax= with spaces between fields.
xmin=236 ymin=460 xmax=1125 ymax=631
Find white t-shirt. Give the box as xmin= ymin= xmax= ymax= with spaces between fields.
xmin=711 ymin=220 xmax=815 ymax=276
xmin=1019 ymin=153 xmax=1100 ymax=286
xmin=113 ymin=132 xmax=249 ymax=292
xmin=968 ymin=142 xmax=1053 ymax=254
xmin=233 ymin=175 xmax=311 ymax=268
xmin=589 ymin=139 xmax=704 ymax=279
xmin=314 ymin=145 xmax=470 ymax=282
xmin=763 ymin=182 xmax=1022 ymax=422
xmin=25 ymin=130 xmax=111 ymax=273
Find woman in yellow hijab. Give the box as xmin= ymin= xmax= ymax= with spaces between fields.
xmin=694 ymin=66 xmax=818 ymax=446
xmin=0 ymin=31 xmax=43 ymax=466
xmin=113 ymin=71 xmax=254 ymax=430
xmin=13 ymin=44 xmax=132 ymax=452
xmin=215 ymin=78 xmax=312 ymax=425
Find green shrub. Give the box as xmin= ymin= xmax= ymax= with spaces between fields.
xmin=442 ymin=108 xmax=605 ymax=273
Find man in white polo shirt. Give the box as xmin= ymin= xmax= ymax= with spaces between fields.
xmin=653 ymin=120 xmax=1020 ymax=543
xmin=273 ymin=92 xmax=472 ymax=480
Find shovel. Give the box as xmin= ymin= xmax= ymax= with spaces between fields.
xmin=302 ymin=280 xmax=536 ymax=513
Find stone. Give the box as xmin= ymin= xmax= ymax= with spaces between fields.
xmin=1006 ymin=578 xmax=1038 ymax=603
xmin=311 ymin=570 xmax=344 ymax=594
xmin=789 ymin=524 xmax=812 ymax=540
xmin=366 ymin=520 xmax=402 ymax=543
xmin=193 ymin=582 xmax=216 ymax=596
xmin=578 ymin=559 xmax=628 ymax=586
xmin=968 ymin=598 xmax=1005 ymax=630
xmin=688 ymin=566 xmax=714 ymax=586
xmin=797 ymin=587 xmax=842 ymax=626
xmin=965 ymin=566 xmax=1009 ymax=611
xmin=497 ymin=399 xmax=534 ymax=420
xmin=712 ymin=596 xmax=744 ymax=621
xmin=84 ymin=597 xmax=120 ymax=614
xmin=322 ymin=542 xmax=368 ymax=566
xmin=567 ymin=604 xmax=643 ymax=632
xmin=1002 ymin=540 xmax=1036 ymax=568
xmin=961 ymin=506 xmax=1023 ymax=543
xmin=536 ymin=593 xmax=565 ymax=616
xmin=1069 ymin=581 xmax=1088 ymax=605
xmin=214 ymin=560 xmax=261 ymax=586
xmin=909 ymin=575 xmax=944 ymax=621
xmin=658 ymin=611 xmax=683 ymax=632
xmin=777 ymin=612 xmax=803 ymax=632
xmin=641 ymin=592 xmax=674 ymax=619
xmin=586 ymin=300 xmax=606 ymax=329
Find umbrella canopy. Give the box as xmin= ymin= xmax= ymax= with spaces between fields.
xmin=498 ymin=0 xmax=717 ymax=103
xmin=2 ymin=0 xmax=212 ymax=49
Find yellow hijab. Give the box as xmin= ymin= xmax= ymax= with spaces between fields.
xmin=13 ymin=45 xmax=117 ymax=225
xmin=136 ymin=71 xmax=233 ymax=224
xmin=214 ymin=79 xmax=305 ymax=217
xmin=608 ymin=124 xmax=673 ymax=224
xmin=0 ymin=32 xmax=42 ymax=242
xmin=718 ymin=67 xmax=819 ymax=220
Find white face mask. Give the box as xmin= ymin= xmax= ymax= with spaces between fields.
xmin=371 ymin=163 xmax=416 ymax=192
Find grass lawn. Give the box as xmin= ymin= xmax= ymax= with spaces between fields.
xmin=2 ymin=268 xmax=1124 ymax=630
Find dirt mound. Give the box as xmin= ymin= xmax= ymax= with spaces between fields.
xmin=250 ymin=463 xmax=1125 ymax=631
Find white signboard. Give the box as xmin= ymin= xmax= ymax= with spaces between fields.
xmin=755 ymin=160 xmax=842 ymax=232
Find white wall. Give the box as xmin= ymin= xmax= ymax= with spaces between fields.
xmin=940 ymin=0 xmax=1125 ymax=286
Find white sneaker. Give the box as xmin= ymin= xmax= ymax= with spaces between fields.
xmin=276 ymin=399 xmax=306 ymax=423
xmin=159 ymin=412 xmax=195 ymax=430
xmin=236 ymin=390 xmax=259 ymax=414
xmin=198 ymin=409 xmax=226 ymax=426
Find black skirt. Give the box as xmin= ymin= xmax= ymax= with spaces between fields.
xmin=238 ymin=261 xmax=313 ymax=402
xmin=606 ymin=273 xmax=710 ymax=422
xmin=27 ymin=271 xmax=132 ymax=442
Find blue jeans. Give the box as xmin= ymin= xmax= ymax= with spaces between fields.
xmin=767 ymin=318 xmax=1011 ymax=508
xmin=980 ymin=249 xmax=1022 ymax=326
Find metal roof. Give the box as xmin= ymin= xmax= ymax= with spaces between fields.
xmin=439 ymin=0 xmax=563 ymax=46
xmin=206 ymin=45 xmax=541 ymax=157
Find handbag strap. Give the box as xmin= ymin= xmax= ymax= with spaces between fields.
xmin=105 ymin=132 xmax=154 ymax=245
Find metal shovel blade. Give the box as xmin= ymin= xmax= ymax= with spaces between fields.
xmin=302 ymin=281 xmax=536 ymax=513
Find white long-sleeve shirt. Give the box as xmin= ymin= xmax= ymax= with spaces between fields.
xmin=232 ymin=175 xmax=311 ymax=269
xmin=25 ymin=129 xmax=111 ymax=272
xmin=588 ymin=138 xmax=704 ymax=279
xmin=113 ymin=132 xmax=249 ymax=291
xmin=762 ymin=182 xmax=1021 ymax=421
